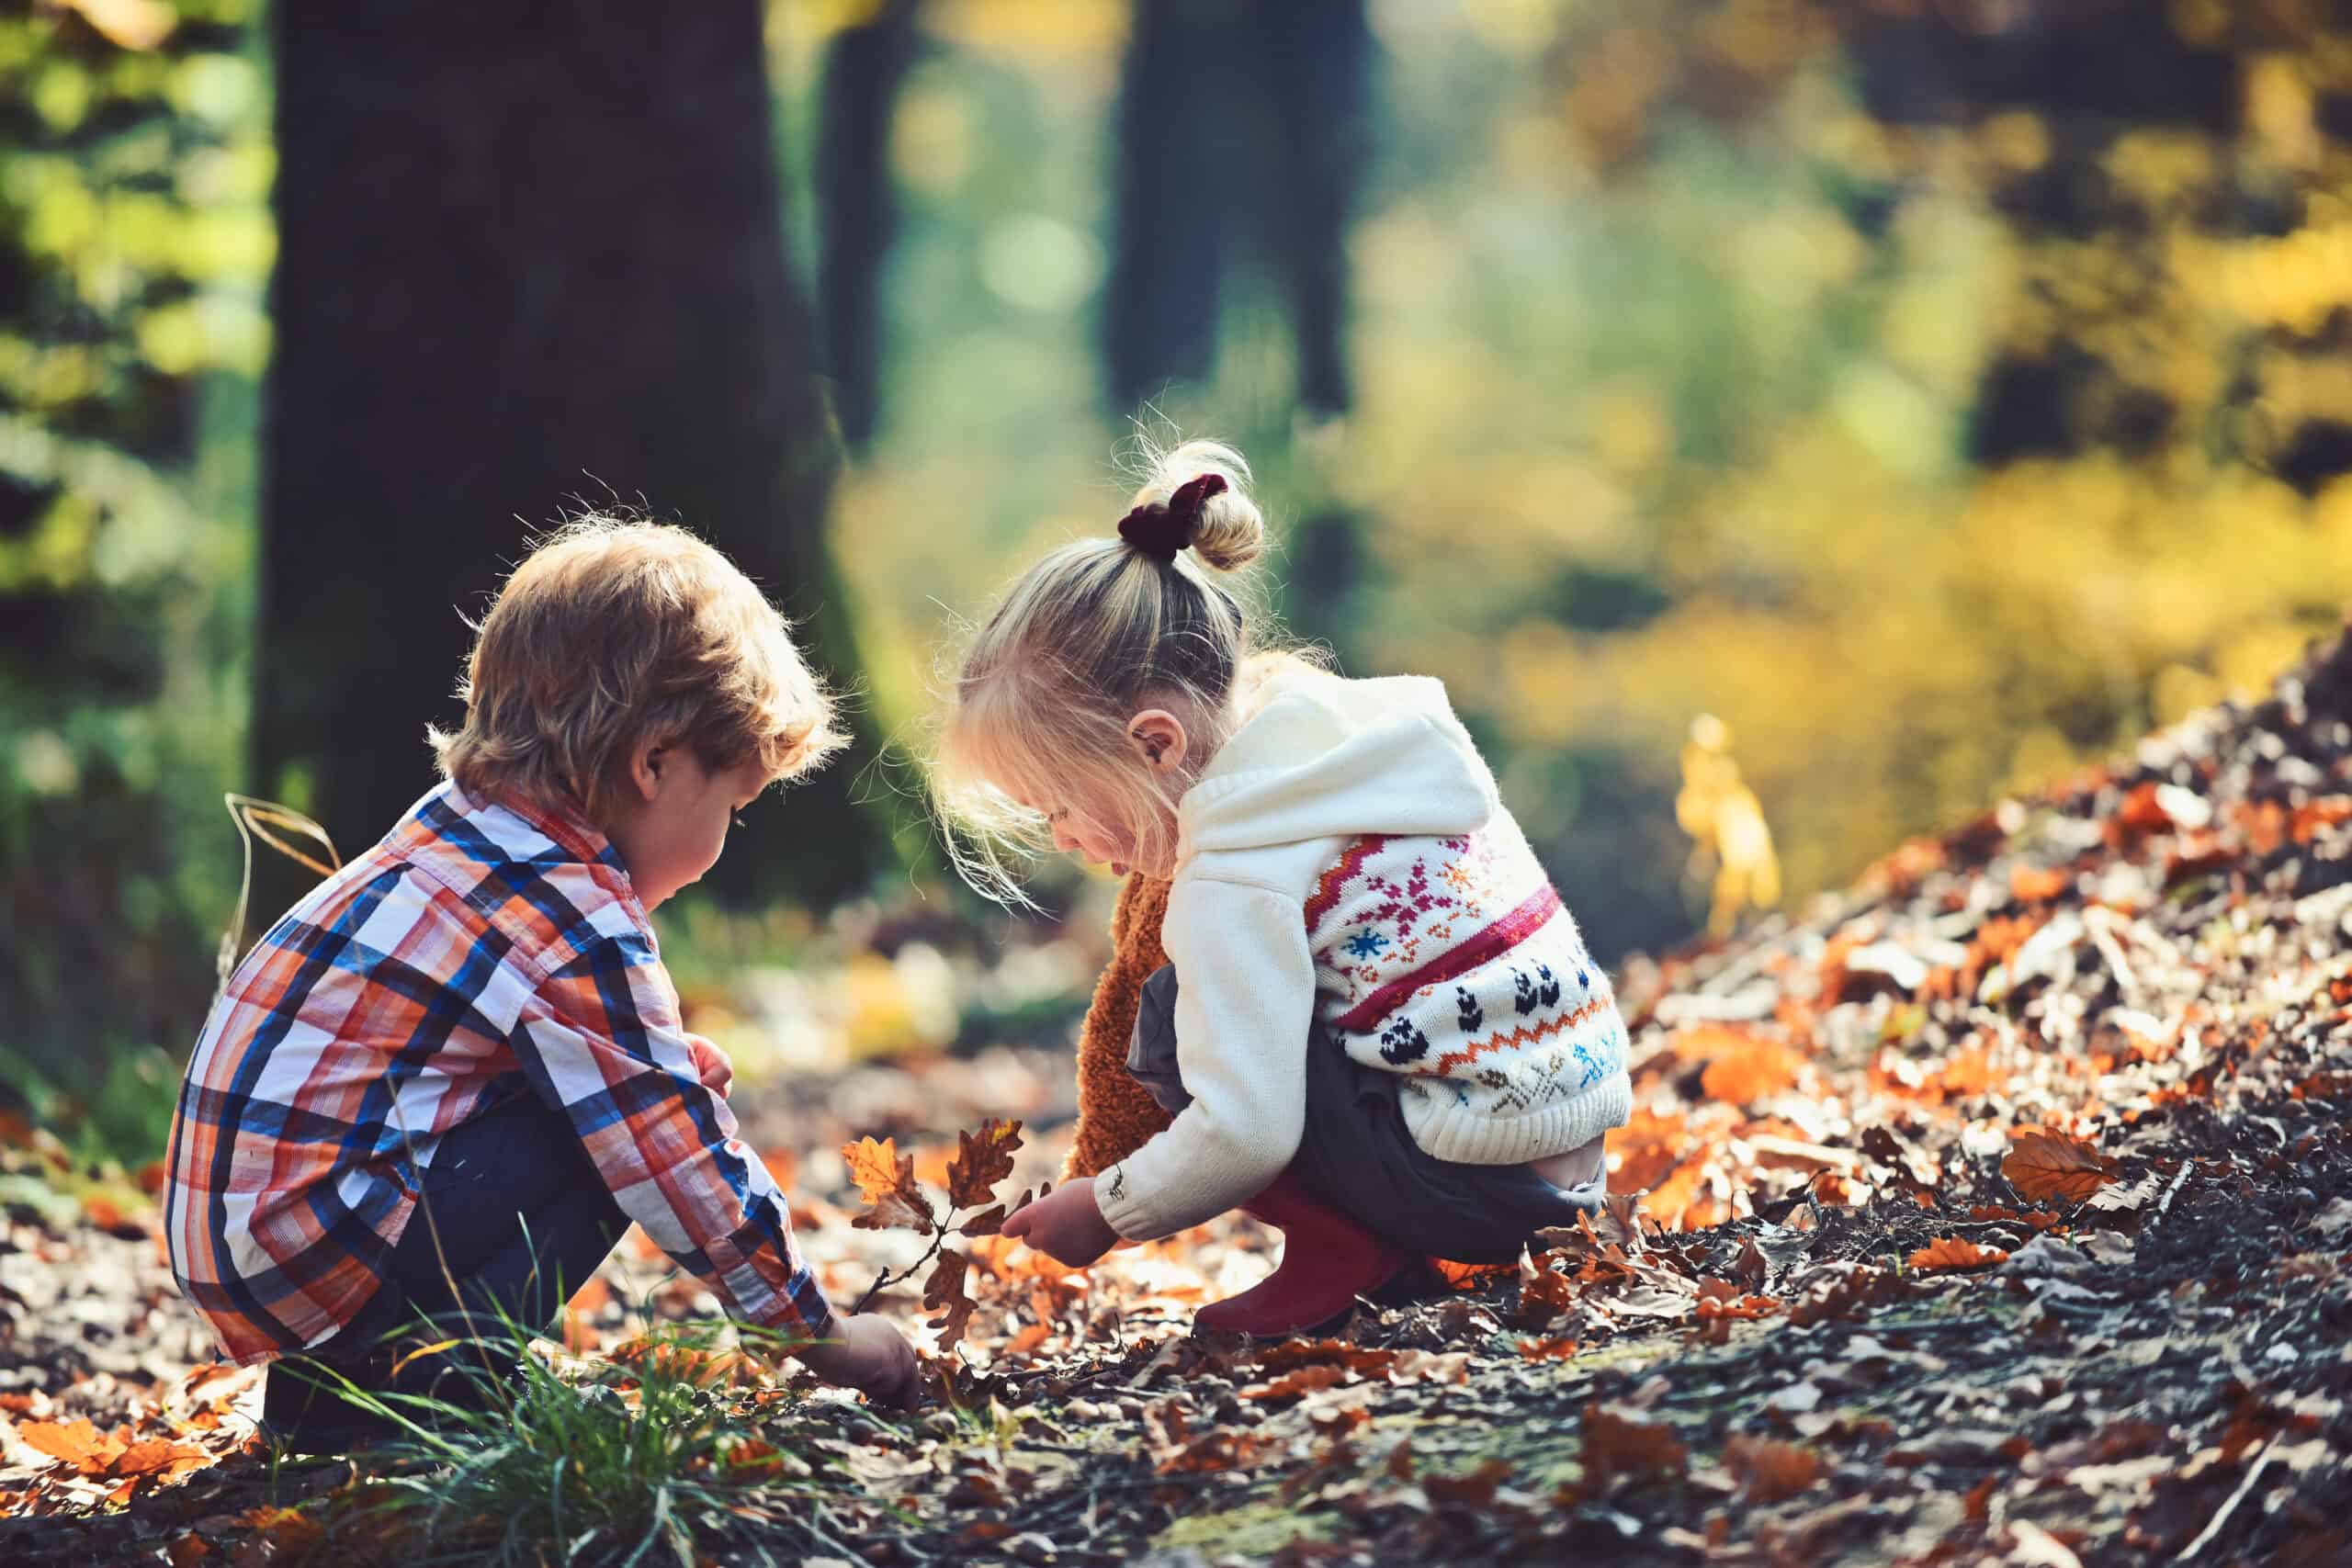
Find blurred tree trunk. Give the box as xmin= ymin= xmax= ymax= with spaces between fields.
xmin=818 ymin=0 xmax=924 ymax=453
xmin=1260 ymin=0 xmax=1368 ymax=416
xmin=1104 ymin=0 xmax=1231 ymax=412
xmin=259 ymin=0 xmax=896 ymax=905
xmin=1105 ymin=0 xmax=1367 ymax=417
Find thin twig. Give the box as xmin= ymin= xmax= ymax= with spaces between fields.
xmin=2175 ymin=1443 xmax=2272 ymax=1561
xmin=854 ymin=1228 xmax=948 ymax=1314
xmin=2155 ymin=1160 xmax=2195 ymax=1225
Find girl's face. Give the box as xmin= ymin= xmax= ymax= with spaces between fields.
xmin=1041 ymin=795 xmax=1152 ymax=878
xmin=1004 ymin=760 xmax=1178 ymax=879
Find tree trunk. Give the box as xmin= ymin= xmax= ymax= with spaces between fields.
xmin=1103 ymin=0 xmax=1231 ymax=412
xmin=259 ymin=0 xmax=894 ymax=903
xmin=1104 ymin=0 xmax=1366 ymax=416
xmin=818 ymin=0 xmax=924 ymax=453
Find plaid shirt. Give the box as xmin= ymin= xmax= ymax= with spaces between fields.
xmin=164 ymin=782 xmax=832 ymax=1365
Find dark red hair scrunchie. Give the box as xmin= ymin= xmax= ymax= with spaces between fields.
xmin=1116 ymin=472 xmax=1227 ymax=563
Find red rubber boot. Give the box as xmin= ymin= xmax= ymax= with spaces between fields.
xmin=1194 ymin=1169 xmax=1411 ymax=1336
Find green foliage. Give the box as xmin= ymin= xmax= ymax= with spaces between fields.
xmin=820 ymin=0 xmax=2352 ymax=956
xmin=296 ymin=1316 xmax=834 ymax=1567
xmin=0 ymin=3 xmax=269 ymax=1083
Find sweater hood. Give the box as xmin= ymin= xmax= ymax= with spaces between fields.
xmin=1177 ymin=671 xmax=1499 ymax=859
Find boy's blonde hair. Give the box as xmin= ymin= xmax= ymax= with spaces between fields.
xmin=936 ymin=436 xmax=1311 ymax=901
xmin=429 ymin=514 xmax=843 ymax=825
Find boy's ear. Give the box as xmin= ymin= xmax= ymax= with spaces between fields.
xmin=625 ymin=741 xmax=667 ymax=804
xmin=1125 ymin=709 xmax=1188 ymax=775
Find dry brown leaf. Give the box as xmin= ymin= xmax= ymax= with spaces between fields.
xmin=923 ymin=1247 xmax=978 ymax=1353
xmin=1688 ymin=1029 xmax=1802 ymax=1105
xmin=1907 ymin=1235 xmax=2010 ymax=1272
xmin=2002 ymin=1128 xmax=2120 ymax=1206
xmin=110 ymin=1437 xmax=209 ymax=1483
xmin=1425 ymin=1458 xmax=1514 ymax=1506
xmin=944 ymin=1119 xmax=1023 ymax=1210
xmin=1255 ymin=1338 xmax=1398 ymax=1377
xmin=19 ymin=1417 xmax=127 ymax=1475
xmin=1787 ymin=1261 xmax=1897 ymax=1328
xmin=842 ymin=1135 xmax=936 ymax=1235
xmin=1518 ymin=1337 xmax=1580 ymax=1361
xmin=1578 ymin=1403 xmax=1689 ymax=1495
xmin=1242 ymin=1364 xmax=1352 ymax=1400
xmin=1724 ymin=1434 xmax=1826 ymax=1503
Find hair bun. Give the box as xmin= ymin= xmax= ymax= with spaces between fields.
xmin=1129 ymin=437 xmax=1264 ymax=572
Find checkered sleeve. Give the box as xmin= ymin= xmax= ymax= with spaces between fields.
xmin=514 ymin=933 xmax=836 ymax=1340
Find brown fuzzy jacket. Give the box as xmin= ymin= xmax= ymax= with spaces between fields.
xmin=1061 ymin=874 xmax=1178 ymax=1179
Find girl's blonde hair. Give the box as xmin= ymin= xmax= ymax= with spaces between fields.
xmin=937 ymin=436 xmax=1309 ymax=901
xmin=429 ymin=514 xmax=844 ymax=826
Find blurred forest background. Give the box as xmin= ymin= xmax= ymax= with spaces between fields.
xmin=4 ymin=0 xmax=2350 ymax=1152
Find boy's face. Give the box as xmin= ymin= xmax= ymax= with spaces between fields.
xmin=602 ymin=745 xmax=772 ymax=911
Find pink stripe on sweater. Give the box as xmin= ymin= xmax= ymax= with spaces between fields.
xmin=1303 ymin=835 xmax=1390 ymax=928
xmin=1329 ymin=882 xmax=1565 ymax=1033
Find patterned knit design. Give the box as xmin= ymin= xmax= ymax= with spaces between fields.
xmin=1305 ymin=816 xmax=1632 ymax=1165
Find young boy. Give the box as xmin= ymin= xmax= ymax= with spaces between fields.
xmin=164 ymin=517 xmax=917 ymax=1450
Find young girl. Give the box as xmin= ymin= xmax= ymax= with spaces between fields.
xmin=940 ymin=440 xmax=1634 ymax=1335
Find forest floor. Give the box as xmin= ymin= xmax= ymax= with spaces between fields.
xmin=5 ymin=635 xmax=2352 ymax=1565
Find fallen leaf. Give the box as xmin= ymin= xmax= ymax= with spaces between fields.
xmin=2003 ymin=1128 xmax=2120 ymax=1205
xmin=1724 ymin=1434 xmax=1825 ymax=1503
xmin=1787 ymin=1261 xmax=1898 ymax=1328
xmin=19 ymin=1417 xmax=127 ymax=1475
xmin=1243 ymin=1364 xmax=1352 ymax=1400
xmin=1577 ymin=1402 xmax=1689 ymax=1495
xmin=1426 ymin=1458 xmax=1514 ymax=1506
xmin=1907 ymin=1235 xmax=2010 ymax=1272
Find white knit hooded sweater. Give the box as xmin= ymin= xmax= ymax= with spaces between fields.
xmin=1093 ymin=669 xmax=1634 ymax=1243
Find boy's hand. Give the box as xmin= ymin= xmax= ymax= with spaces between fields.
xmin=685 ymin=1036 xmax=734 ymax=1098
xmin=1001 ymin=1179 xmax=1118 ymax=1268
xmin=795 ymin=1314 xmax=921 ymax=1409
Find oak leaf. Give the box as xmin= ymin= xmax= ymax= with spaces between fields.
xmin=922 ymin=1247 xmax=977 ymax=1353
xmin=944 ymin=1119 xmax=1023 ymax=1210
xmin=842 ymin=1136 xmax=936 ymax=1235
xmin=1907 ymin=1235 xmax=2009 ymax=1272
xmin=2002 ymin=1128 xmax=2120 ymax=1205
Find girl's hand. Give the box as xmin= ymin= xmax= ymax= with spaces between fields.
xmin=685 ymin=1036 xmax=734 ymax=1098
xmin=1001 ymin=1179 xmax=1118 ymax=1268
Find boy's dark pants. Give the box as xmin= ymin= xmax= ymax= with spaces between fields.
xmin=261 ymin=1092 xmax=628 ymax=1450
xmin=1128 ymin=966 xmax=1600 ymax=1264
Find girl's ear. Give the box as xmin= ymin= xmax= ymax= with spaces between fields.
xmin=1125 ymin=709 xmax=1188 ymax=775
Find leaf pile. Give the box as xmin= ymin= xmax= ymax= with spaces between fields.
xmin=9 ymin=627 xmax=2352 ymax=1563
